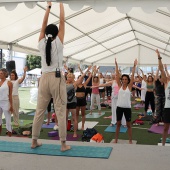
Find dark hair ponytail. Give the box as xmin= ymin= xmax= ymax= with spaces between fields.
xmin=45 ymin=24 xmax=59 ymax=66
xmin=46 ymin=37 xmax=52 ymax=66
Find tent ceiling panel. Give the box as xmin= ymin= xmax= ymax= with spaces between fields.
xmin=0 ymin=4 xmax=58 ymax=42
xmin=129 ymin=7 xmax=170 ymax=34
xmin=85 ymin=51 xmax=113 ymax=63
xmin=139 ymin=41 xmax=170 ymax=55
xmin=12 ymin=45 xmax=40 ymax=56
xmin=136 ymin=33 xmax=167 ymax=50
xmin=94 ymin=46 xmax=139 ymax=66
xmin=111 ymin=40 xmax=138 ymax=53
xmin=67 ymin=7 xmax=126 ymax=33
xmin=166 ymin=45 xmax=170 ymax=51
xmin=1 ymin=2 xmax=170 ymax=66
xmin=130 ymin=20 xmax=170 ymax=42
xmin=71 ymin=44 xmax=106 ymax=60
xmin=139 ymin=45 xmax=170 ymax=65
xmin=18 ymin=23 xmax=83 ymax=51
xmin=89 ymin=19 xmax=131 ymax=42
xmin=64 ymin=36 xmax=97 ymax=56
xmin=103 ymin=31 xmax=135 ymax=49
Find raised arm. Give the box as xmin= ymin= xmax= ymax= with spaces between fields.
xmin=58 ymin=3 xmax=65 ymax=44
xmin=74 ymin=66 xmax=92 ymax=88
xmin=164 ymin=64 xmax=170 ymax=78
xmin=128 ymin=59 xmax=137 ymax=90
xmin=156 ymin=49 xmax=167 ymax=83
xmin=115 ymin=58 xmax=121 ymax=88
xmin=139 ymin=68 xmax=146 ymax=82
xmin=39 ymin=1 xmax=51 ymax=42
xmin=18 ymin=66 xmax=28 ymax=84
xmin=78 ymin=64 xmax=83 ymax=75
xmin=154 ymin=67 xmax=159 ymax=81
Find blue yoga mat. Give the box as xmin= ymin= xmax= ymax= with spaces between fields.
xmin=105 ymin=125 xmax=127 ymax=133
xmin=0 ymin=141 xmax=112 ymax=159
xmin=42 ymin=123 xmax=56 ymax=129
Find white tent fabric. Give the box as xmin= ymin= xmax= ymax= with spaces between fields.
xmin=0 ymin=0 xmax=170 ymax=66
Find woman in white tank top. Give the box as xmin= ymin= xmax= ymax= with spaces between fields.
xmin=10 ymin=66 xmax=27 ymax=126
xmin=156 ymin=49 xmax=170 ymax=146
xmin=95 ymin=73 xmax=126 ymax=126
xmin=0 ymin=68 xmax=13 ymax=136
xmin=113 ymin=58 xmax=137 ymax=144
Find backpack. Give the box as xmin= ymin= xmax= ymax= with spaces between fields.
xmin=82 ymin=128 xmax=98 ymax=142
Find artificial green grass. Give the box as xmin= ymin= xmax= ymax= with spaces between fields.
xmin=0 ymin=87 xmax=164 ymax=145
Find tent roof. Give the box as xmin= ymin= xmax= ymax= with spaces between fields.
xmin=0 ymin=1 xmax=170 ymax=66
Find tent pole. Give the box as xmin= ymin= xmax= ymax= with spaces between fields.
xmin=8 ymin=43 xmax=13 ymax=60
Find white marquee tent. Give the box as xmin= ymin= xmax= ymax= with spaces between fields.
xmin=0 ymin=0 xmax=170 ymax=66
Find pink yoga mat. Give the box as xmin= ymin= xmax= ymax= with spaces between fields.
xmin=148 ymin=125 xmax=170 ymax=134
xmin=51 ymin=134 xmax=81 ymax=141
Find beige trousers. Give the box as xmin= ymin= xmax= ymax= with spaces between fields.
xmin=32 ymin=72 xmax=67 ymax=141
xmin=12 ymin=95 xmax=20 ymax=126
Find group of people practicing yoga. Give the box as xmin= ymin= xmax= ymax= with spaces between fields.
xmin=0 ymin=2 xmax=170 ymax=151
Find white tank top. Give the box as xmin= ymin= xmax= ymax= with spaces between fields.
xmin=117 ymin=86 xmax=131 ymax=108
xmin=112 ymin=80 xmax=119 ymax=98
xmin=38 ymin=36 xmax=63 ymax=73
xmin=141 ymin=80 xmax=146 ymax=89
xmin=164 ymin=81 xmax=170 ymax=108
xmin=99 ymin=78 xmax=104 ymax=89
xmin=0 ymin=80 xmax=9 ymax=101
xmin=11 ymin=79 xmax=19 ymax=96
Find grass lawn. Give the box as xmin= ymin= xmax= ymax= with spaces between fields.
xmin=1 ymin=87 xmax=163 ymax=145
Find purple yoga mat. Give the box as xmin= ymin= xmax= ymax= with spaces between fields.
xmin=148 ymin=125 xmax=170 ymax=134
xmin=42 ymin=123 xmax=56 ymax=128
xmin=51 ymin=134 xmax=81 ymax=141
xmin=134 ymin=104 xmax=144 ymax=108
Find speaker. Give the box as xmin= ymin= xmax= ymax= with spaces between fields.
xmin=6 ymin=60 xmax=16 ymax=73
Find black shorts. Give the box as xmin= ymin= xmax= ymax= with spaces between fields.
xmin=99 ymin=88 xmax=105 ymax=93
xmin=116 ymin=107 xmax=131 ymax=122
xmin=163 ymin=108 xmax=170 ymax=123
xmin=67 ymin=102 xmax=77 ymax=109
xmin=85 ymin=88 xmax=92 ymax=96
xmin=76 ymin=97 xmax=86 ymax=107
xmin=106 ymin=86 xmax=112 ymax=97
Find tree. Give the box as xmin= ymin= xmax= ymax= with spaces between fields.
xmin=26 ymin=55 xmax=41 ymax=70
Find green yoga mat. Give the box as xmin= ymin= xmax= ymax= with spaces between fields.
xmin=86 ymin=112 xmax=105 ymax=118
xmin=0 ymin=141 xmax=112 ymax=159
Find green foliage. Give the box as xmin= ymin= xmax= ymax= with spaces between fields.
xmin=26 ymin=55 xmax=41 ymax=70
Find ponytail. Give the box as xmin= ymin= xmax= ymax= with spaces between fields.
xmin=45 ymin=24 xmax=59 ymax=66
xmin=46 ymin=36 xmax=52 ymax=66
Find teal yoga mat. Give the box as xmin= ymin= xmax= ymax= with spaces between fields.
xmin=105 ymin=125 xmax=127 ymax=133
xmin=0 ymin=141 xmax=112 ymax=159
xmin=86 ymin=112 xmax=105 ymax=118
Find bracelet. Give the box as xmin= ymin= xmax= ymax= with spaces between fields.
xmin=158 ymin=57 xmax=162 ymax=60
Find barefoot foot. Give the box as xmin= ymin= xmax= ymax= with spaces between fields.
xmin=73 ymin=133 xmax=77 ymax=138
xmin=61 ymin=145 xmax=71 ymax=152
xmin=31 ymin=140 xmax=42 ymax=149
xmin=113 ymin=140 xmax=117 ymax=143
xmin=129 ymin=141 xmax=133 ymax=144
